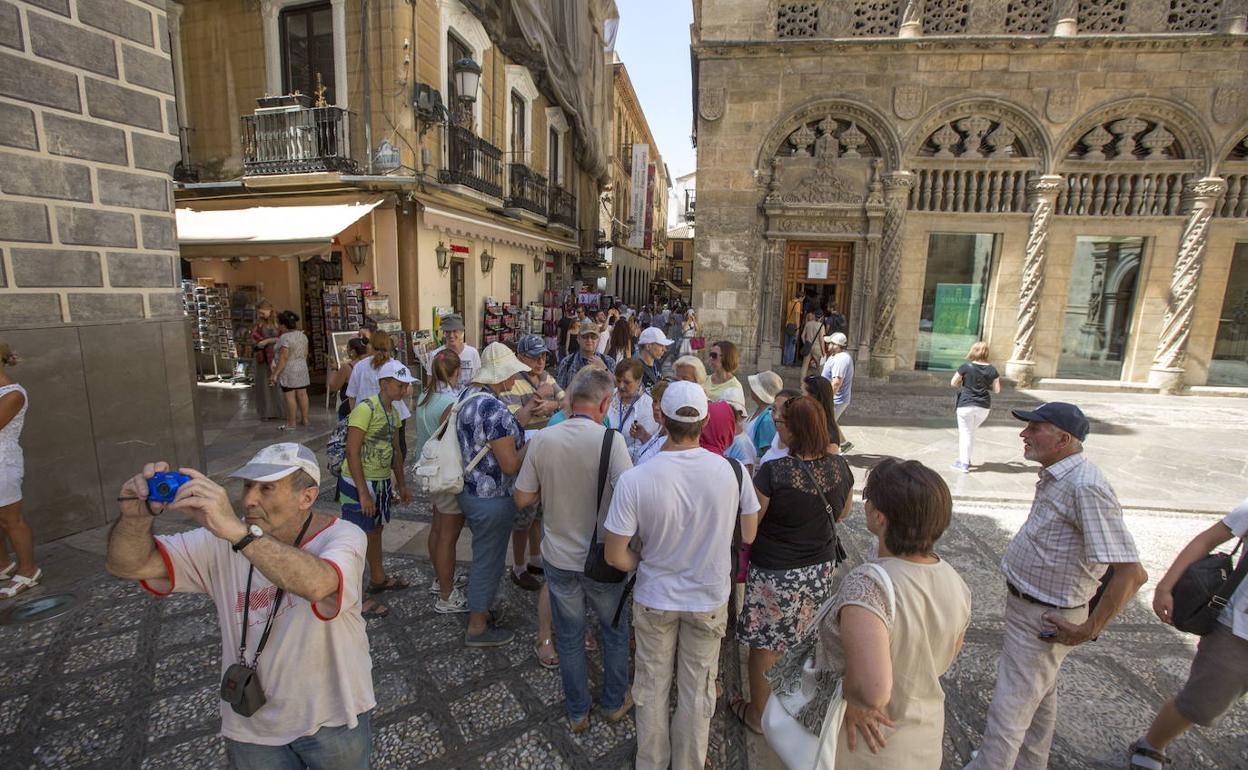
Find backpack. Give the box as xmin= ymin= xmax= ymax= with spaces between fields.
xmin=326 ymin=398 xmax=377 ymax=477
xmin=413 ymin=391 xmax=490 ymax=495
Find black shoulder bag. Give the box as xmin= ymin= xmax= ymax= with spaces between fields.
xmin=797 ymin=458 xmax=849 ymax=566
xmin=583 ymin=429 xmax=627 ymax=584
xmin=220 ymin=513 xmax=314 ymax=717
xmin=1172 ymin=538 xmax=1248 ymax=636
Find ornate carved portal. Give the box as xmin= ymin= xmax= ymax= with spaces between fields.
xmin=1007 ymin=174 xmax=1064 ymax=387
xmin=1149 ymin=177 xmax=1228 ymax=393
xmin=760 ymin=152 xmax=888 ymax=366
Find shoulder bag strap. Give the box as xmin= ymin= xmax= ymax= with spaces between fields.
xmin=1212 ymin=538 xmax=1248 ymax=611
xmin=797 ymin=458 xmax=848 ymax=564
xmin=461 ymin=392 xmax=502 ymax=474
xmin=589 ymin=428 xmax=616 ymax=544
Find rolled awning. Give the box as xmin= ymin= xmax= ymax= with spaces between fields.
xmin=175 ymin=196 xmax=385 ymax=259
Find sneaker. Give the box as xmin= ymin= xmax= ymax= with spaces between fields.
xmin=434 ymin=588 xmax=468 ymax=614
xmin=568 ymin=714 xmax=590 ymax=733
xmin=951 ymin=461 xmax=970 ymax=473
xmin=602 ymin=692 xmax=634 ymax=723
xmin=428 ymin=571 xmax=469 ymax=595
xmin=465 ymin=625 xmax=515 ymax=648
xmin=1128 ymin=739 xmax=1172 ymax=769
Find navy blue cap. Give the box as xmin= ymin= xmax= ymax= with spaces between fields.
xmin=516 ymin=334 xmax=547 ymax=358
xmin=1010 ymin=402 xmax=1090 ymax=441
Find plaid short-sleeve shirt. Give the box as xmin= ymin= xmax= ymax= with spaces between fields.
xmin=1002 ymin=453 xmax=1140 ymax=608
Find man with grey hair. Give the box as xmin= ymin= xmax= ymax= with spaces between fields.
xmin=513 ymin=367 xmax=634 ymax=732
xmin=967 ymin=402 xmax=1147 ymax=770
xmin=106 ymin=443 xmax=374 ymax=765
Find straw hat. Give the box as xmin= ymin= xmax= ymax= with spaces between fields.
xmin=473 ymin=342 xmax=530 ymax=385
xmin=747 ymin=371 xmax=784 ymax=405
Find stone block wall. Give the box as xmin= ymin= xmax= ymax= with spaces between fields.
xmin=0 ymin=0 xmax=200 ymax=542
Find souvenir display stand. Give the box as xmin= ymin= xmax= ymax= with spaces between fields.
xmin=182 ymin=279 xmax=240 ymax=382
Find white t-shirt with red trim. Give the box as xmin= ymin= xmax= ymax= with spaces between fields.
xmin=141 ymin=518 xmax=374 ymax=746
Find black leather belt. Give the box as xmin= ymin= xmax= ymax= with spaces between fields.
xmin=1007 ymin=582 xmax=1084 ymax=611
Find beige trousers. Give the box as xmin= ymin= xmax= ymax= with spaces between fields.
xmin=632 ymin=601 xmax=728 ymax=770
xmin=966 ymin=593 xmax=1089 ymax=770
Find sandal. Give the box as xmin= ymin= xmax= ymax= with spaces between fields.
xmin=0 ymin=562 xmax=15 ymax=580
xmin=1128 ymin=740 xmax=1172 ymax=769
xmin=366 ymin=575 xmax=411 ymax=594
xmin=535 ymin=638 xmax=559 ymax=670
xmin=362 ymin=599 xmax=390 ymax=619
xmin=729 ymin=697 xmax=762 ymax=735
xmin=0 ymin=568 xmax=42 ymax=600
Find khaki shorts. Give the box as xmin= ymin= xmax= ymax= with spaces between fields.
xmin=1174 ymin=622 xmax=1248 ymax=726
xmin=431 ymin=490 xmax=462 ymax=515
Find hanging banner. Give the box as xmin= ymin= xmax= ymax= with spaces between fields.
xmin=628 ymin=143 xmax=649 ymax=250
xmin=644 ymin=162 xmax=656 ymax=251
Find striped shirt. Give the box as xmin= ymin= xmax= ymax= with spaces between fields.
xmin=1002 ymin=453 xmax=1139 ymax=608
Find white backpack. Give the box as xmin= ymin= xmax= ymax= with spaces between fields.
xmin=414 ymin=391 xmax=491 ymax=495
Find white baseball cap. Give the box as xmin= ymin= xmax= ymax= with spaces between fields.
xmin=231 ymin=442 xmax=321 ymax=486
xmin=823 ymin=331 xmax=849 ymax=346
xmin=377 ymin=359 xmax=418 ymax=383
xmin=638 ymin=327 xmax=674 ymax=347
xmin=661 ymin=380 xmax=709 ymax=423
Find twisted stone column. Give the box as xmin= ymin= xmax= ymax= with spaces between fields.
xmin=899 ymin=0 xmax=924 ymax=37
xmin=1054 ymin=0 xmax=1078 ymax=36
xmin=1149 ymin=177 xmax=1226 ymax=393
xmin=1007 ymin=175 xmax=1063 ymax=387
xmin=869 ymin=171 xmax=914 ymax=376
xmin=755 ymin=238 xmax=785 ymax=368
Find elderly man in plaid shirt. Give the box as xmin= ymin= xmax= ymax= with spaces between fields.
xmin=966 ymin=402 xmax=1148 ymax=770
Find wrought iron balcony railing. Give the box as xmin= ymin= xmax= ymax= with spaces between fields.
xmin=505 ymin=163 xmax=548 ymax=217
xmin=684 ymin=189 xmax=696 ymax=221
xmin=241 ymin=106 xmax=359 ymax=176
xmin=549 ymin=184 xmax=576 ymax=230
xmin=440 ymin=125 xmax=503 ymax=198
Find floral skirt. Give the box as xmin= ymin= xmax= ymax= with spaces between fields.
xmin=737 ymin=560 xmax=838 ymax=651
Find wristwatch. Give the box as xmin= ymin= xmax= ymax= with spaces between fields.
xmin=232 ymin=524 xmax=264 ymax=552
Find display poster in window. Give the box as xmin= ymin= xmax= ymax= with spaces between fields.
xmin=930 ymin=283 xmax=983 ymax=370
xmin=807 ymin=252 xmax=830 ymax=280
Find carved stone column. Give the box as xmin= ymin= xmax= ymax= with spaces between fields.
xmin=1222 ymin=0 xmax=1248 ymax=34
xmin=1054 ymin=0 xmax=1078 ymax=36
xmin=899 ymin=0 xmax=924 ymax=37
xmin=869 ymin=171 xmax=914 ymax=377
xmin=755 ymin=237 xmax=785 ymax=369
xmin=1007 ymin=175 xmax=1064 ymax=387
xmin=1149 ymin=177 xmax=1227 ymax=394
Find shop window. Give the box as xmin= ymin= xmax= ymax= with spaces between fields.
xmin=511 ymin=91 xmax=527 ymax=161
xmin=450 ymin=258 xmax=466 ymax=316
xmin=1057 ymin=236 xmax=1144 ymax=380
xmin=510 ymin=263 xmax=524 ymax=303
xmin=280 ymin=2 xmax=335 ymax=103
xmin=915 ymin=233 xmax=995 ymax=371
xmin=1208 ymin=242 xmax=1248 ymax=387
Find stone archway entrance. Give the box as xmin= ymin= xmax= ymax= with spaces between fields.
xmin=783 ymin=241 xmax=854 ymax=327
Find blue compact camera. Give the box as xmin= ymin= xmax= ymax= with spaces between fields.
xmin=148 ymin=472 xmax=192 ymax=503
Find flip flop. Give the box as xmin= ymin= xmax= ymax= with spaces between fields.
xmin=366 ymin=575 xmax=412 ymax=594
xmin=729 ymin=697 xmax=763 ymax=736
xmin=0 ymin=568 xmax=42 ymax=600
xmin=362 ymin=599 xmax=390 ymax=619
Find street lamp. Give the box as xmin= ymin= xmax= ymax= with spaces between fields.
xmin=480 ymin=248 xmax=494 ymax=274
xmin=344 ymin=236 xmax=369 ymax=270
xmin=452 ymin=57 xmax=482 ymax=105
xmin=435 ymin=241 xmax=450 ymax=273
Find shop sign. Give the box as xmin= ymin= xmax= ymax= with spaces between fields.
xmin=450 ymin=244 xmax=470 ymax=254
xmin=807 ymin=252 xmax=830 ymax=280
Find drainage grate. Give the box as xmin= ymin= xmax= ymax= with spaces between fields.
xmin=0 ymin=592 xmax=81 ymax=625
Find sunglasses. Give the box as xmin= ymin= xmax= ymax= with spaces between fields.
xmin=708 ymin=351 xmax=719 ymax=359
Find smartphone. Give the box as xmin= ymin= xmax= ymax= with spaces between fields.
xmin=1038 ymin=629 xmax=1058 ymax=639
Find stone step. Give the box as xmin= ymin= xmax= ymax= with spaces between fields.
xmin=1031 ymin=378 xmax=1161 ymax=394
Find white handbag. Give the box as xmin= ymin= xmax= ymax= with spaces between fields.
xmin=761 ymin=562 xmax=896 ymax=770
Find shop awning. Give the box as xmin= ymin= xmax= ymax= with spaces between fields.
xmin=652 ymin=279 xmax=683 ymax=294
xmin=176 ymin=196 xmax=385 ymax=259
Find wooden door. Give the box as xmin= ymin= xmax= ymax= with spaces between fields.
xmin=783 ymin=241 xmax=854 ymax=327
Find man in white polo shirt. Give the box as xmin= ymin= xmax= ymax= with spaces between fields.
xmin=105 ymin=444 xmax=373 ymax=768
xmin=605 ymin=381 xmax=760 ymax=770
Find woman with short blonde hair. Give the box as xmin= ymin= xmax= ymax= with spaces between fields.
xmin=949 ymin=341 xmax=1000 ymax=472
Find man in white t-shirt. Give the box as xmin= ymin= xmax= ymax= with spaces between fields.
xmin=1129 ymin=495 xmax=1248 ymax=769
xmin=427 ymin=314 xmax=480 ymax=390
xmin=820 ymin=331 xmax=855 ymax=450
xmin=605 ymin=381 xmax=760 ymax=770
xmin=105 ymin=444 xmax=373 ymax=766
xmin=514 ymin=368 xmax=634 ymax=732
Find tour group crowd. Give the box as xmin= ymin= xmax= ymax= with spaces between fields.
xmin=0 ymin=294 xmax=1245 ymax=770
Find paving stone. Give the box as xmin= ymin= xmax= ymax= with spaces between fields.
xmin=44 ymin=668 xmax=134 ymax=721
xmin=0 ymin=693 xmax=29 ymax=735
xmin=146 ymin=687 xmax=218 ymax=742
xmin=0 ymin=101 xmax=37 ymax=150
xmin=139 ymin=733 xmax=226 ymax=770
xmin=450 ymin=681 xmax=527 ymax=740
xmin=0 ymin=655 xmax=43 ymax=690
xmin=0 ymin=49 xmax=81 ymax=112
xmin=519 ymin=664 xmax=566 ymax=707
xmin=62 ymin=629 xmax=139 ymax=673
xmin=371 ymin=712 xmax=446 ymax=767
xmin=156 ymin=612 xmax=220 ymax=649
xmin=425 ymin=647 xmax=491 ymax=689
xmin=44 ymin=112 xmax=129 ymax=165
xmin=477 ymin=728 xmax=571 ymax=770
xmin=153 ymin=643 xmax=221 ymax=691
xmin=568 ymin=709 xmax=637 ymax=759
xmin=32 ymin=710 xmax=130 ymax=768
xmin=28 ymin=11 xmax=119 ymax=77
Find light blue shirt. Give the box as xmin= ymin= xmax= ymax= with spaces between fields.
xmin=821 ymin=351 xmax=854 ymax=405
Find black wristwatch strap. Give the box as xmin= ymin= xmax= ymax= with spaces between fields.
xmin=232 ymin=533 xmax=258 ymax=552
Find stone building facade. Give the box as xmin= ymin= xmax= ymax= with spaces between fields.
xmin=0 ymin=0 xmax=196 ymax=540
xmin=692 ymin=0 xmax=1248 ymax=391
